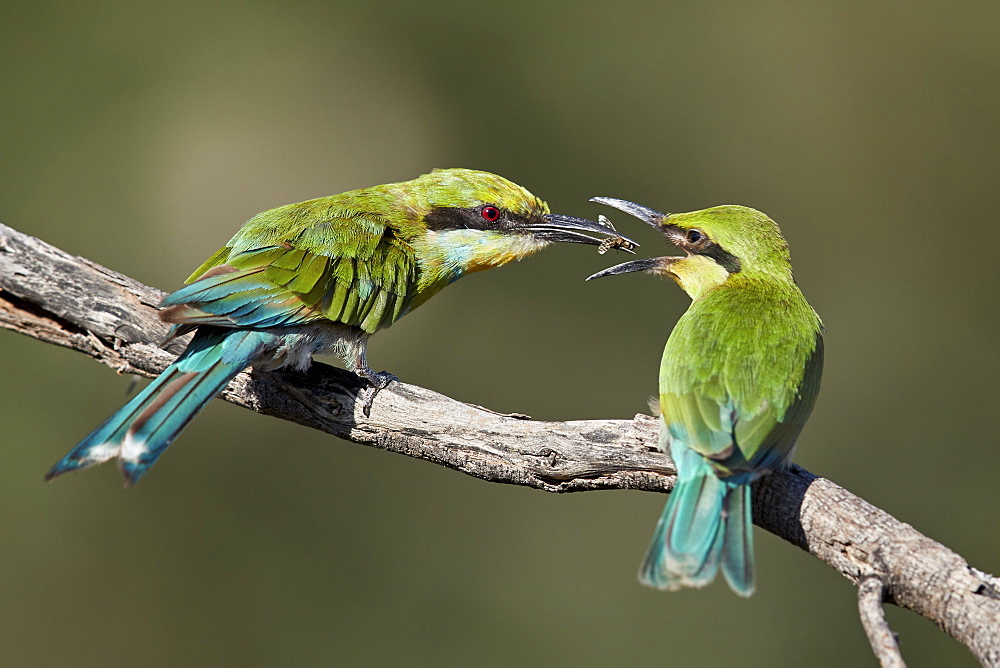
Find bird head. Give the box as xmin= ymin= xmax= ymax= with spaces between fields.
xmin=408 ymin=169 xmax=638 ymax=275
xmin=586 ymin=199 xmax=793 ymax=299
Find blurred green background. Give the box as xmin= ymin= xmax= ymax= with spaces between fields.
xmin=2 ymin=2 xmax=998 ymax=665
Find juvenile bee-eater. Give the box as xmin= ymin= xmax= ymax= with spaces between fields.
xmin=46 ymin=168 xmax=635 ymax=487
xmin=588 ymin=199 xmax=823 ymax=596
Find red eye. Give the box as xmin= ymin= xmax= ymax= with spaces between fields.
xmin=481 ymin=206 xmax=501 ymax=222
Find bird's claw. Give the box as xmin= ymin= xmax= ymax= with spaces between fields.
xmin=356 ymin=369 xmax=397 ymax=417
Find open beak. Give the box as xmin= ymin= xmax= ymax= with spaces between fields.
xmin=586 ymin=198 xmax=681 ymax=281
xmin=532 ymin=213 xmax=639 ymax=252
xmin=586 ymin=257 xmax=677 ymax=281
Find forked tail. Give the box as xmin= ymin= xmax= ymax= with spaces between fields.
xmin=639 ymin=463 xmax=755 ymax=597
xmin=46 ymin=328 xmax=271 ymax=487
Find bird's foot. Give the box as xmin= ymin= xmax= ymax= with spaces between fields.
xmin=355 ymin=369 xmax=397 ymax=417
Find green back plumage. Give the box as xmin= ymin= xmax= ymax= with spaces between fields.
xmin=179 ymin=168 xmax=549 ymax=334
xmin=660 ymin=281 xmax=823 ymax=474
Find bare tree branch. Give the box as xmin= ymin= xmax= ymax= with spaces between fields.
xmin=858 ymin=575 xmax=905 ymax=667
xmin=2 ymin=222 xmax=999 ymax=665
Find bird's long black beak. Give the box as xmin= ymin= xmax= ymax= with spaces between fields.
xmin=586 ymin=197 xmax=681 ymax=280
xmin=533 ymin=213 xmax=639 ymax=252
xmin=586 ymin=257 xmax=675 ymax=281
xmin=589 ymin=197 xmax=668 ymax=230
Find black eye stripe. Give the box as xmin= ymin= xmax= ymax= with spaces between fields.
xmin=696 ymin=244 xmax=741 ymax=273
xmin=425 ymin=205 xmax=524 ymax=232
xmin=665 ymin=224 xmax=741 ymax=273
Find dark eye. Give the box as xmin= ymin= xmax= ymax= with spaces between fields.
xmin=687 ymin=229 xmax=703 ymax=243
xmin=481 ymin=206 xmax=501 ymax=222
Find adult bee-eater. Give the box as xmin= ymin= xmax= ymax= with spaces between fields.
xmin=46 ymin=168 xmax=636 ymax=487
xmin=588 ymin=199 xmax=823 ymax=596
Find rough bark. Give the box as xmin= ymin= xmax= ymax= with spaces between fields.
xmin=858 ymin=575 xmax=905 ymax=667
xmin=2 ymin=222 xmax=998 ymax=666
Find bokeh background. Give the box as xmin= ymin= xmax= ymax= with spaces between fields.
xmin=3 ymin=2 xmax=999 ymax=665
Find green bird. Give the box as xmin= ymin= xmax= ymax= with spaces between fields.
xmin=46 ymin=168 xmax=635 ymax=487
xmin=588 ymin=199 xmax=823 ymax=596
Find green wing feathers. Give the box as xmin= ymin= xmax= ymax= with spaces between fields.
xmin=165 ymin=211 xmax=419 ymax=334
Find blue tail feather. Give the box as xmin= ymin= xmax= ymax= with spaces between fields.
xmin=639 ymin=461 xmax=755 ymax=596
xmin=664 ymin=472 xmax=724 ymax=563
xmin=47 ymin=328 xmax=272 ymax=487
xmin=720 ymin=484 xmax=755 ymax=596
